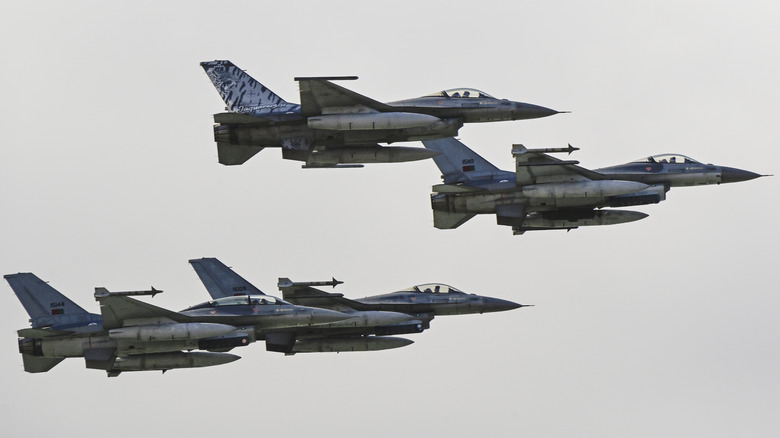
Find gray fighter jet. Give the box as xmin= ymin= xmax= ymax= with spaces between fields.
xmin=189 ymin=258 xmax=525 ymax=351
xmin=6 ymin=272 xmax=350 ymax=376
xmin=200 ymin=60 xmax=561 ymax=168
xmin=189 ymin=258 xmax=427 ymax=354
xmin=279 ymin=280 xmax=526 ymax=317
xmin=423 ymin=138 xmax=765 ymax=234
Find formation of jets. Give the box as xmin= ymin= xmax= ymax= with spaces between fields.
xmin=201 ymin=59 xmax=765 ymax=233
xmin=7 ymin=259 xmax=524 ymax=376
xmin=6 ymin=60 xmax=767 ymax=376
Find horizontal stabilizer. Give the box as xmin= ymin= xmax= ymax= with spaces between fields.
xmin=22 ymin=355 xmax=64 ymax=373
xmin=213 ymin=113 xmax=268 ymax=125
xmin=217 ymin=142 xmax=264 ymax=165
xmin=17 ymin=328 xmax=74 ymax=338
xmin=433 ymin=210 xmax=476 ymax=229
xmin=432 ymin=183 xmax=485 ymax=193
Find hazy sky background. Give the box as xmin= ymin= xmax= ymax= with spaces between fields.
xmin=1 ymin=2 xmax=778 ymax=437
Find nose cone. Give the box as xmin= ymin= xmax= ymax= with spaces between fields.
xmin=480 ymin=297 xmax=526 ymax=313
xmin=513 ymin=102 xmax=564 ymax=120
xmin=720 ymin=166 xmax=762 ymax=184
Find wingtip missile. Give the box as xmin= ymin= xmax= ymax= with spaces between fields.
xmin=512 ymin=144 xmax=580 ymax=156
xmin=277 ymin=278 xmax=344 ymax=289
xmin=294 ymin=76 xmax=359 ymax=81
xmin=94 ymin=287 xmax=163 ymax=299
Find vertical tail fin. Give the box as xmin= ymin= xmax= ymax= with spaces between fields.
xmin=200 ymin=60 xmax=295 ymax=115
xmin=189 ymin=258 xmax=265 ymax=299
xmin=5 ymin=273 xmax=101 ymax=329
xmin=422 ymin=138 xmax=512 ymax=184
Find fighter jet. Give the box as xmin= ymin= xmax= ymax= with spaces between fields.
xmin=189 ymin=258 xmax=525 ymax=353
xmin=423 ymin=137 xmax=765 ymax=234
xmin=189 ymin=258 xmax=427 ymax=354
xmin=279 ymin=280 xmax=526 ymax=317
xmin=200 ymin=60 xmax=562 ymax=168
xmin=6 ymin=272 xmax=350 ymax=376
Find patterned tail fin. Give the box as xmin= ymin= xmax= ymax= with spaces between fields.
xmin=200 ymin=60 xmax=293 ymax=115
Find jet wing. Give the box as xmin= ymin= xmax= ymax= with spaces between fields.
xmin=514 ymin=145 xmax=605 ymax=186
xmin=96 ymin=294 xmax=190 ymax=330
xmin=280 ymin=283 xmax=371 ymax=312
xmin=296 ymin=77 xmax=394 ymax=117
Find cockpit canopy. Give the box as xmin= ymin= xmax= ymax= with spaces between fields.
xmin=186 ymin=295 xmax=289 ymax=310
xmin=404 ymin=283 xmax=465 ymax=294
xmin=633 ymin=154 xmax=700 ymax=164
xmin=423 ymin=88 xmax=495 ymax=99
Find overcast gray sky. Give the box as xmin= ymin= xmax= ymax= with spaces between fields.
xmin=1 ymin=1 xmax=779 ymax=437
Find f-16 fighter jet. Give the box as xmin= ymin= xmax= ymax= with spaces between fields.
xmin=189 ymin=258 xmax=524 ymax=354
xmin=200 ymin=60 xmax=561 ymax=168
xmin=6 ymin=272 xmax=349 ymax=376
xmin=278 ymin=281 xmax=525 ymax=317
xmin=423 ymin=138 xmax=765 ymax=234
xmin=189 ymin=258 xmax=429 ymax=354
